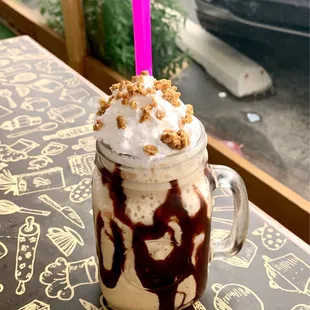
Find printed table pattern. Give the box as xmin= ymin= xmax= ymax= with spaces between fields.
xmin=0 ymin=36 xmax=309 ymax=310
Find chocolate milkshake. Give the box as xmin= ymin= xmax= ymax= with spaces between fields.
xmin=92 ymin=72 xmax=249 ymax=310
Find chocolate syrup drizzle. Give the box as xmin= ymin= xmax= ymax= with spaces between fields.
xmin=96 ymin=166 xmax=210 ymax=310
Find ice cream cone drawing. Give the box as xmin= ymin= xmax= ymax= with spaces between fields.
xmin=0 ymin=105 xmax=12 ymax=119
xmin=263 ymin=253 xmax=310 ymax=295
xmin=291 ymin=305 xmax=310 ymax=310
xmin=40 ymin=256 xmax=99 ymax=301
xmin=72 ymin=136 xmax=96 ymax=152
xmin=41 ymin=142 xmax=68 ymax=156
xmin=35 ymin=60 xmax=66 ymax=74
xmin=65 ymin=178 xmax=92 ymax=203
xmin=47 ymin=226 xmax=84 ymax=257
xmin=211 ymin=229 xmax=257 ymax=268
xmin=59 ymin=88 xmax=89 ymax=103
xmin=47 ymin=104 xmax=85 ymax=123
xmin=21 ymin=97 xmax=51 ymax=112
xmin=43 ymin=124 xmax=93 ymax=141
xmin=0 ymin=89 xmax=17 ymax=108
xmin=252 ymin=223 xmax=287 ymax=251
xmin=65 ymin=77 xmax=83 ymax=88
xmin=0 ymin=200 xmax=50 ymax=216
xmin=18 ymin=299 xmax=50 ymax=310
xmin=193 ymin=301 xmax=206 ymax=310
xmin=212 ymin=283 xmax=264 ymax=310
xmin=0 ymin=241 xmax=8 ymax=259
xmin=38 ymin=194 xmax=85 ymax=229
xmin=15 ymin=216 xmax=40 ymax=295
xmin=0 ymin=167 xmax=66 ymax=195
xmin=68 ymin=153 xmax=95 ymax=176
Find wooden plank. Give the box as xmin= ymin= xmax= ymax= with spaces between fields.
xmin=84 ymin=56 xmax=123 ymax=94
xmin=207 ymin=135 xmax=310 ymax=243
xmin=61 ymin=0 xmax=87 ymax=74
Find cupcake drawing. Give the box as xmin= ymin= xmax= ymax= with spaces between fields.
xmin=212 ymin=283 xmax=264 ymax=310
xmin=263 ymin=254 xmax=310 ymax=295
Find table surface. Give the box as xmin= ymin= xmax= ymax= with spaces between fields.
xmin=0 ymin=36 xmax=309 ymax=310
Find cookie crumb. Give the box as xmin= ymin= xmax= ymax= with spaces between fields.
xmin=139 ymin=104 xmax=153 ymax=123
xmin=108 ymin=96 xmax=115 ymax=104
xmin=130 ymin=100 xmax=137 ymax=109
xmin=154 ymin=79 xmax=171 ymax=92
xmin=161 ymin=129 xmax=190 ymax=150
xmin=163 ymin=87 xmax=181 ymax=107
xmin=96 ymin=99 xmax=111 ymax=116
xmin=152 ymin=96 xmax=158 ymax=108
xmin=93 ymin=119 xmax=104 ymax=131
xmin=147 ymin=87 xmax=156 ymax=95
xmin=156 ymin=109 xmax=166 ymax=120
xmin=143 ymin=145 xmax=158 ymax=156
xmin=116 ymin=115 xmax=126 ymax=129
xmin=182 ymin=114 xmax=193 ymax=125
xmin=141 ymin=70 xmax=149 ymax=76
xmin=116 ymin=91 xmax=123 ymax=100
xmin=110 ymin=83 xmax=120 ymax=92
xmin=186 ymin=104 xmax=194 ymax=115
xmin=122 ymin=99 xmax=129 ymax=106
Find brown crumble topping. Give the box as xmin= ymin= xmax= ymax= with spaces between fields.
xmin=186 ymin=104 xmax=194 ymax=115
xmin=156 ymin=109 xmax=165 ymax=120
xmin=160 ymin=129 xmax=190 ymax=150
xmin=129 ymin=100 xmax=137 ymax=109
xmin=147 ymin=87 xmax=156 ymax=95
xmin=140 ymin=70 xmax=149 ymax=76
xmin=122 ymin=99 xmax=129 ymax=106
xmin=110 ymin=83 xmax=120 ymax=92
xmin=163 ymin=87 xmax=181 ymax=107
xmin=108 ymin=96 xmax=115 ymax=104
xmin=93 ymin=119 xmax=103 ymax=131
xmin=138 ymin=88 xmax=148 ymax=96
xmin=143 ymin=144 xmax=158 ymax=156
xmin=154 ymin=79 xmax=171 ymax=92
xmin=182 ymin=114 xmax=193 ymax=125
xmin=116 ymin=91 xmax=123 ymax=100
xmin=96 ymin=98 xmax=111 ymax=116
xmin=152 ymin=96 xmax=158 ymax=108
xmin=139 ymin=104 xmax=154 ymax=123
xmin=116 ymin=115 xmax=126 ymax=129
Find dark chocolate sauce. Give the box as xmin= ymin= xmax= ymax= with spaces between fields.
xmin=96 ymin=167 xmax=210 ymax=310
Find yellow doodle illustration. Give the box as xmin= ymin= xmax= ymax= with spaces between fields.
xmin=211 ymin=229 xmax=257 ymax=268
xmin=68 ymin=153 xmax=95 ymax=176
xmin=16 ymin=86 xmax=31 ymax=98
xmin=18 ymin=299 xmax=50 ymax=310
xmin=0 ymin=241 xmax=8 ymax=259
xmin=1 ymin=115 xmax=42 ymax=131
xmin=263 ymin=253 xmax=310 ymax=295
xmin=212 ymin=283 xmax=264 ymax=310
xmin=40 ymin=256 xmax=99 ymax=301
xmin=0 ymin=167 xmax=66 ymax=195
xmin=8 ymin=122 xmax=58 ymax=139
xmin=65 ymin=178 xmax=92 ymax=203
xmin=0 ymin=59 xmax=10 ymax=67
xmin=0 ymin=105 xmax=12 ymax=119
xmin=43 ymin=124 xmax=93 ymax=141
xmin=59 ymin=88 xmax=90 ymax=103
xmin=213 ymin=206 xmax=234 ymax=212
xmin=47 ymin=226 xmax=84 ymax=257
xmin=28 ymin=155 xmax=53 ymax=170
xmin=40 ymin=74 xmax=63 ymax=80
xmin=41 ymin=142 xmax=68 ymax=156
xmin=87 ymin=113 xmax=95 ymax=124
xmin=193 ymin=301 xmax=206 ymax=310
xmin=253 ymin=223 xmax=287 ymax=251
xmin=0 ymin=284 xmax=3 ymax=292
xmin=38 ymin=195 xmax=85 ymax=229
xmin=80 ymin=299 xmax=102 ymax=310
xmin=0 ymin=139 xmax=39 ymax=162
xmin=0 ymin=163 xmax=8 ymax=171
xmin=4 ymin=79 xmax=63 ymax=94
xmin=47 ymin=104 xmax=85 ymax=123
xmin=21 ymin=97 xmax=51 ymax=112
xmin=291 ymin=305 xmax=310 ymax=310
xmin=0 ymin=64 xmax=31 ymax=79
xmin=9 ymin=72 xmax=37 ymax=83
xmin=0 ymin=200 xmax=50 ymax=216
xmin=212 ymin=217 xmax=233 ymax=226
xmin=87 ymin=96 xmax=102 ymax=108
xmin=65 ymin=76 xmax=83 ymax=88
xmin=0 ymin=89 xmax=17 ymax=108
xmin=72 ymin=136 xmax=96 ymax=152
xmin=35 ymin=59 xmax=66 ymax=74
xmin=15 ymin=216 xmax=40 ymax=295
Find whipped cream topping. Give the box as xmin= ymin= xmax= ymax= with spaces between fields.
xmin=93 ymin=73 xmax=202 ymax=162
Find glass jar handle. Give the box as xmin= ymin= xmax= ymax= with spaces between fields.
xmin=208 ymin=164 xmax=249 ymax=260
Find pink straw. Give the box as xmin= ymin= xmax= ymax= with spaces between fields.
xmin=132 ymin=0 xmax=153 ymax=76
